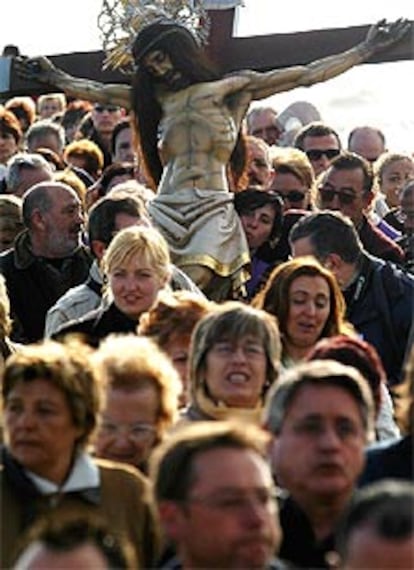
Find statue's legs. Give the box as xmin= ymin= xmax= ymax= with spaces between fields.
xmin=183 ymin=264 xmax=233 ymax=302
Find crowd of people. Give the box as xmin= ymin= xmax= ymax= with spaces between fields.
xmin=0 ymin=13 xmax=413 ymax=570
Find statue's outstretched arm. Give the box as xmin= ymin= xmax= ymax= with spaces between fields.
xmin=14 ymin=56 xmax=131 ymax=109
xmin=245 ymin=18 xmax=410 ymax=101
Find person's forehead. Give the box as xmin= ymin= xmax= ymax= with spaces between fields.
xmin=115 ymin=127 xmax=132 ymax=144
xmin=252 ymin=109 xmax=277 ymax=127
xmin=143 ymin=49 xmax=166 ymax=65
xmin=192 ymin=446 xmax=271 ymax=489
xmin=50 ymin=186 xmax=80 ymax=207
xmin=325 ymin=166 xmax=364 ymax=187
xmin=303 ymin=134 xmax=339 ymax=149
xmin=15 ymin=541 xmax=109 ymax=569
xmin=286 ymin=383 xmax=362 ymax=418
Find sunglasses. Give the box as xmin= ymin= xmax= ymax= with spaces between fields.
xmin=306 ymin=149 xmax=340 ymax=161
xmin=278 ymin=190 xmax=306 ymax=203
xmin=319 ymin=187 xmax=356 ymax=205
xmin=94 ymin=105 xmax=120 ymax=113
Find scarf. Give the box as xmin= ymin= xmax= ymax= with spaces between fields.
xmin=191 ymin=386 xmax=264 ymax=424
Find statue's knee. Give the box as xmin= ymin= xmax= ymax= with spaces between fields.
xmin=183 ymin=265 xmax=214 ymax=290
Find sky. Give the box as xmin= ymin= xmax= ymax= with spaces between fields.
xmin=3 ymin=0 xmax=414 ymax=150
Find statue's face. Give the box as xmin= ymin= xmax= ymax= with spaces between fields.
xmin=143 ymin=49 xmax=183 ymax=89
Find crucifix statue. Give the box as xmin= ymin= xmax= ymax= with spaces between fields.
xmin=12 ymin=1 xmax=409 ymax=300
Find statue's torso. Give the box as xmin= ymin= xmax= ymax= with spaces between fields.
xmin=156 ymin=81 xmax=241 ymax=193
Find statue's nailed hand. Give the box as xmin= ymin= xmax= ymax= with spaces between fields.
xmin=364 ymin=18 xmax=411 ymax=52
xmin=14 ymin=56 xmax=58 ymax=85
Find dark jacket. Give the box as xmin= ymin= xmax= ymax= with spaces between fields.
xmin=359 ymin=435 xmax=413 ymax=486
xmin=358 ymin=215 xmax=404 ymax=264
xmin=343 ymin=253 xmax=414 ymax=385
xmin=0 ymin=231 xmax=92 ymax=343
xmin=278 ymin=495 xmax=336 ymax=569
xmin=54 ymin=302 xmax=138 ymax=347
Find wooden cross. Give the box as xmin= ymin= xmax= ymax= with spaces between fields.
xmin=1 ymin=7 xmax=412 ymax=97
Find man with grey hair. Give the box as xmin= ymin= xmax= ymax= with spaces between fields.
xmin=0 ymin=181 xmax=91 ymax=342
xmin=25 ymin=119 xmax=66 ymax=157
xmin=246 ymin=106 xmax=281 ymax=147
xmin=5 ymin=152 xmax=54 ymax=197
xmin=289 ymin=210 xmax=414 ymax=386
xmin=263 ymin=359 xmax=374 ymax=569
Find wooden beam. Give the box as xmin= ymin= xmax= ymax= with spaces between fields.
xmin=1 ymin=9 xmax=412 ymax=98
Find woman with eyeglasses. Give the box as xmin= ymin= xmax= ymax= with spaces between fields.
xmin=254 ymin=257 xmax=353 ymax=370
xmin=183 ymin=301 xmax=281 ymax=424
xmin=92 ymin=334 xmax=181 ymax=473
xmin=0 ymin=340 xmax=159 ymax=568
xmin=268 ymin=147 xmax=316 ymax=212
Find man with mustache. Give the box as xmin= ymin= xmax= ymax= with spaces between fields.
xmin=264 ymin=360 xmax=374 ymax=569
xmin=0 ymin=181 xmax=91 ymax=342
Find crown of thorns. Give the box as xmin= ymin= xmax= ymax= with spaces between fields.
xmin=98 ymin=0 xmax=210 ymax=73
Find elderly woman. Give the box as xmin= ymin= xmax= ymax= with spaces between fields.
xmin=0 ymin=340 xmax=158 ymax=568
xmin=184 ymin=301 xmax=281 ymax=423
xmin=254 ymin=257 xmax=353 ymax=369
xmin=138 ymin=290 xmax=214 ymax=405
xmin=56 ymin=225 xmax=171 ymax=346
xmin=93 ymin=334 xmax=181 ymax=472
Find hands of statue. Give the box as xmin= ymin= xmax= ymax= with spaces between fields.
xmin=14 ymin=55 xmax=58 ymax=84
xmin=364 ymin=18 xmax=411 ymax=52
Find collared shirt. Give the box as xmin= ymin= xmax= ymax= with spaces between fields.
xmin=25 ymin=452 xmax=99 ymax=495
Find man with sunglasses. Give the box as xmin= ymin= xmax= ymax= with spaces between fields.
xmin=318 ymin=151 xmax=404 ymax=264
xmin=294 ymin=122 xmax=342 ymax=177
xmin=89 ymin=103 xmax=125 ymax=168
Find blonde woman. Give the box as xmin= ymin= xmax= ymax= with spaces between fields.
xmin=55 ymin=226 xmax=171 ymax=346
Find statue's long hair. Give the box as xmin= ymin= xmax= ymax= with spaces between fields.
xmin=131 ymin=22 xmax=246 ymax=190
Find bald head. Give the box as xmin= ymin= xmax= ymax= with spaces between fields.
xmin=22 ymin=181 xmax=84 ymax=258
xmin=22 ymin=182 xmax=79 ymax=228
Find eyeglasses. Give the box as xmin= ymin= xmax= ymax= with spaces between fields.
xmin=305 ymin=149 xmax=340 ymax=161
xmin=210 ymin=341 xmax=265 ymax=358
xmin=100 ymin=421 xmax=157 ymax=442
xmin=94 ymin=105 xmax=120 ymax=113
xmin=187 ymin=488 xmax=278 ymax=513
xmin=278 ymin=190 xmax=306 ymax=203
xmin=319 ymin=186 xmax=357 ymax=205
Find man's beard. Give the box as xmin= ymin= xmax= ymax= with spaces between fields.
xmin=157 ymin=71 xmax=192 ymax=92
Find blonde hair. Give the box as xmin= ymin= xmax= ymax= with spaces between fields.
xmin=102 ymin=226 xmax=171 ymax=284
xmin=270 ymin=146 xmax=316 ymax=205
